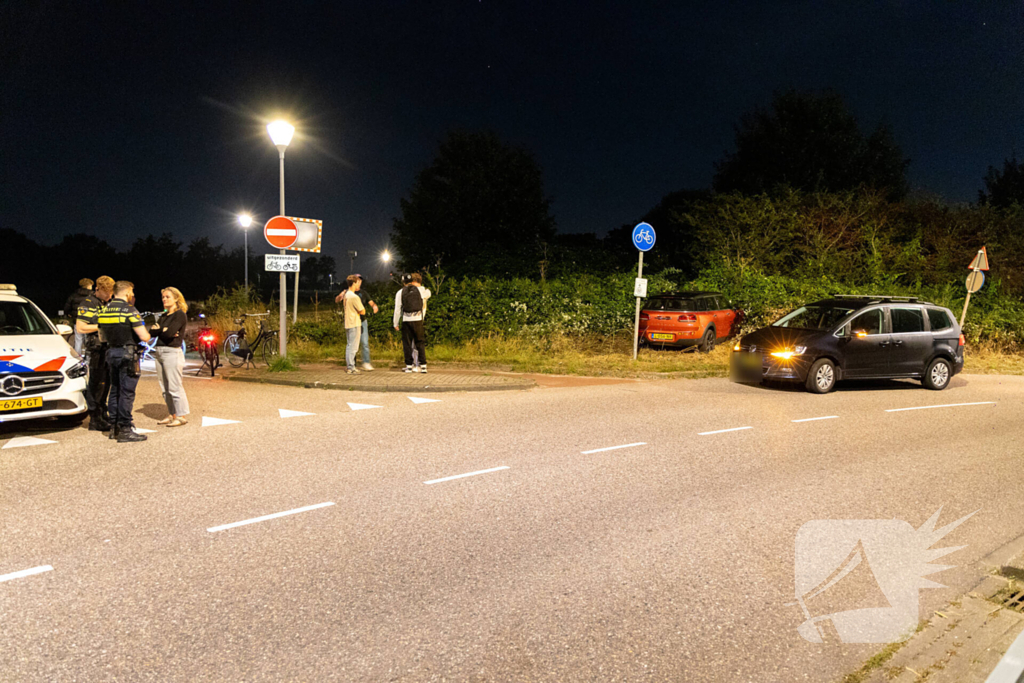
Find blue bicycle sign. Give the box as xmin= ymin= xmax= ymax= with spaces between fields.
xmin=631 ymin=222 xmax=656 ymax=252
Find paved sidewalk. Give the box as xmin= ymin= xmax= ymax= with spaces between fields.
xmin=219 ymin=362 xmax=535 ymax=393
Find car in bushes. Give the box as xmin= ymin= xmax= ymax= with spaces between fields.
xmin=638 ymin=291 xmax=743 ymax=351
xmin=0 ymin=284 xmax=89 ymax=423
xmin=730 ymin=295 xmax=965 ymax=393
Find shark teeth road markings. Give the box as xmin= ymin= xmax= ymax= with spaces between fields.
xmin=347 ymin=402 xmax=383 ymax=411
xmin=407 ymin=396 xmax=441 ymax=404
xmin=279 ymin=409 xmax=316 ymax=418
xmin=424 ymin=466 xmax=510 ymax=485
xmin=207 ymin=502 xmax=335 ymax=533
xmin=202 ymin=416 xmax=241 ymax=427
xmin=792 ymin=416 xmax=839 ymax=423
xmin=135 ymin=428 xmax=157 ymax=434
xmin=581 ymin=442 xmax=646 ymax=454
xmin=698 ymin=426 xmax=753 ymax=436
xmin=0 ymin=565 xmax=53 ymax=583
xmin=2 ymin=436 xmax=58 ymax=450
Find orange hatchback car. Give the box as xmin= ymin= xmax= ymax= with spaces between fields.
xmin=638 ymin=291 xmax=744 ymax=351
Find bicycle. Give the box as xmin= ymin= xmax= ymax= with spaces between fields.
xmin=191 ymin=314 xmax=219 ymax=377
xmin=223 ymin=311 xmax=280 ymax=368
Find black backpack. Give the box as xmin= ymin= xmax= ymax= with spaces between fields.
xmin=401 ymin=285 xmax=423 ymax=314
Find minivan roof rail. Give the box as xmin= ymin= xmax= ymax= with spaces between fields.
xmin=833 ymin=294 xmax=921 ymax=302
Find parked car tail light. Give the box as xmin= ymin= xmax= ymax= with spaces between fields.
xmin=639 ymin=313 xmax=649 ymax=321
xmin=677 ymin=313 xmax=697 ymax=322
xmin=958 ymin=334 xmax=965 ymax=347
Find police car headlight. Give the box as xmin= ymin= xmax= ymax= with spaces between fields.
xmin=66 ymin=360 xmax=89 ymax=379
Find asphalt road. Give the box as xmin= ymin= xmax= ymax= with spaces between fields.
xmin=1 ymin=370 xmax=1022 ymax=682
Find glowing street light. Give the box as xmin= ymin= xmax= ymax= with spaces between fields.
xmin=238 ymin=213 xmax=253 ymax=293
xmin=267 ymin=120 xmax=294 ymax=357
xmin=381 ymin=250 xmax=392 ymax=263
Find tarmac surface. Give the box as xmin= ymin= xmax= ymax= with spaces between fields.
xmin=1 ymin=369 xmax=1022 ymax=681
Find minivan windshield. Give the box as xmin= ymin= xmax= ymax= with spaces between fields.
xmin=0 ymin=301 xmax=55 ymax=336
xmin=646 ymin=298 xmax=697 ymax=311
xmin=773 ymin=305 xmax=854 ymax=331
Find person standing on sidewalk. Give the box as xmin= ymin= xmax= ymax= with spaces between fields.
xmin=343 ymin=275 xmax=366 ymax=374
xmin=393 ymin=272 xmax=431 ymax=373
xmin=151 ymin=287 xmax=190 ymax=427
xmin=355 ymin=275 xmax=378 ymax=371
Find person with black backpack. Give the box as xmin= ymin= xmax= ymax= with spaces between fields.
xmin=392 ymin=272 xmax=431 ymax=373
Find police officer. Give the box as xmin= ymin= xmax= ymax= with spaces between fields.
xmin=98 ymin=280 xmax=151 ymax=443
xmin=75 ymin=275 xmax=116 ymax=431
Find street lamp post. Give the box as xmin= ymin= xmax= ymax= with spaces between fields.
xmin=267 ymin=120 xmax=294 ymax=358
xmin=238 ymin=213 xmax=253 ymax=295
xmin=348 ymin=250 xmax=357 ymax=275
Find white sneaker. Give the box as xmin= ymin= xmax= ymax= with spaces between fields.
xmin=361 ymin=363 xmax=374 ymax=371
xmin=412 ymin=365 xmax=421 ymax=373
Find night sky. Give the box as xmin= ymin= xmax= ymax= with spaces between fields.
xmin=4 ymin=1 xmax=1022 ymax=278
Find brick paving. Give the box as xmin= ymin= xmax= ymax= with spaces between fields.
xmin=219 ymin=362 xmax=535 ymax=393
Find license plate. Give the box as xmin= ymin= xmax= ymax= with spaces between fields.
xmin=0 ymin=397 xmax=42 ymax=412
xmin=650 ymin=333 xmax=674 ymax=340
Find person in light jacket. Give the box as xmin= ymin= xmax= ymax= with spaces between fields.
xmin=393 ymin=272 xmax=431 ymax=373
xmin=151 ymin=287 xmax=190 ymax=427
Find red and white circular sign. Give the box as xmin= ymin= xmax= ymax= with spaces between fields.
xmin=264 ymin=216 xmax=298 ymax=249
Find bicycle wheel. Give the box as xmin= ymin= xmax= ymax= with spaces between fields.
xmin=262 ymin=332 xmax=280 ymax=366
xmin=205 ymin=343 xmax=220 ymax=376
xmin=224 ymin=333 xmax=245 ymax=368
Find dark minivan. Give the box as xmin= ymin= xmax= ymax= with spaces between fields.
xmin=730 ymin=296 xmax=965 ymax=393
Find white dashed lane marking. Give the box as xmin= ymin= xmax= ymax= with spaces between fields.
xmin=581 ymin=442 xmax=646 ymax=454
xmin=792 ymin=416 xmax=839 ymax=423
xmin=885 ymin=402 xmax=996 ymax=413
xmin=424 ymin=466 xmax=510 ymax=485
xmin=408 ymin=396 xmax=441 ymax=404
xmin=207 ymin=502 xmax=335 ymax=533
xmin=698 ymin=426 xmax=753 ymax=436
xmin=0 ymin=565 xmax=53 ymax=583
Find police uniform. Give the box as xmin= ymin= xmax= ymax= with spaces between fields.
xmin=97 ymin=298 xmax=146 ymax=437
xmin=77 ymin=293 xmax=111 ymax=426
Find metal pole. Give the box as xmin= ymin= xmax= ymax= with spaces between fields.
xmin=244 ymin=230 xmax=248 ymax=296
xmin=632 ymin=251 xmax=644 ymax=360
xmin=278 ymin=149 xmax=287 ymax=358
xmin=293 ymin=267 xmax=299 ymax=323
xmin=960 ymin=266 xmax=979 ymax=328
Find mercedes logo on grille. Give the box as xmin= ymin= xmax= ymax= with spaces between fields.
xmin=1 ymin=375 xmax=25 ymax=396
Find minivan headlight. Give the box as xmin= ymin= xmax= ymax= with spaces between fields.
xmin=66 ymin=359 xmax=88 ymax=379
xmin=770 ymin=346 xmax=807 ymax=360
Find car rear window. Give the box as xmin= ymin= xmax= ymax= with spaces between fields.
xmin=927 ymin=308 xmax=953 ymax=331
xmin=647 ymin=298 xmax=697 ymax=311
xmin=774 ymin=305 xmax=855 ymax=330
xmin=0 ymin=301 xmax=53 ymax=336
xmin=891 ymin=307 xmax=925 ymax=334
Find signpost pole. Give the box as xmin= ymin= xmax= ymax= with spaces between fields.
xmin=632 ymin=251 xmax=644 ymax=361
xmin=278 ymin=150 xmax=287 ymax=358
xmin=959 ymin=248 xmax=987 ymax=328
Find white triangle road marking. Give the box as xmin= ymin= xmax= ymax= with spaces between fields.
xmin=2 ymin=436 xmax=58 ymax=450
xmin=347 ymin=402 xmax=383 ymax=411
xmin=407 ymin=396 xmax=441 ymax=404
xmin=135 ymin=428 xmax=157 ymax=434
xmin=202 ymin=416 xmax=241 ymax=427
xmin=279 ymin=409 xmax=316 ymax=418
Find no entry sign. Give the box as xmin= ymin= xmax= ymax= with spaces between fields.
xmin=264 ymin=216 xmax=298 ymax=249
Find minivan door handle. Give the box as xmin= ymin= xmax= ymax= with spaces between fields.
xmin=878 ymin=340 xmax=891 ymax=347
xmin=892 ymin=339 xmax=903 ymax=346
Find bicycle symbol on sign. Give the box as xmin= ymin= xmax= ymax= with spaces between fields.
xmin=634 ymin=228 xmax=654 ymax=246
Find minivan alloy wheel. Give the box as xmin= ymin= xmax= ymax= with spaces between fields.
xmin=816 ymin=363 xmax=834 ymax=390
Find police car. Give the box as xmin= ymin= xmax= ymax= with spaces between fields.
xmin=0 ymin=284 xmax=88 ymax=423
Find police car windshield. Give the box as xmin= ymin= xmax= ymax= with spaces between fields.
xmin=0 ymin=301 xmax=54 ymax=336
xmin=773 ymin=305 xmax=854 ymax=330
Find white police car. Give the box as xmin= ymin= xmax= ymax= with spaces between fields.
xmin=0 ymin=284 xmax=88 ymax=424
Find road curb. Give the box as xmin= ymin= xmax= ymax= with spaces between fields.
xmin=222 ymin=373 xmax=536 ymax=393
